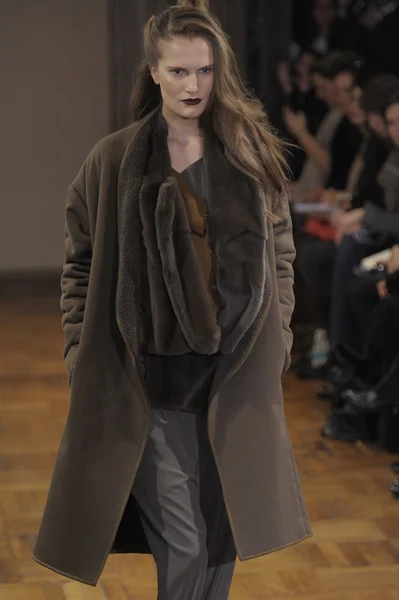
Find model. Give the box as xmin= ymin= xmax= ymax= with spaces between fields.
xmin=33 ymin=1 xmax=312 ymax=598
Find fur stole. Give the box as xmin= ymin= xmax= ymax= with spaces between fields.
xmin=139 ymin=112 xmax=271 ymax=356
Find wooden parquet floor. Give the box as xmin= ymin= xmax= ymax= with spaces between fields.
xmin=1 ymin=284 xmax=399 ymax=599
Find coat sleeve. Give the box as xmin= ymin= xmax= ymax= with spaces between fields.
xmin=61 ymin=183 xmax=92 ymax=383
xmin=273 ymin=195 xmax=296 ymax=372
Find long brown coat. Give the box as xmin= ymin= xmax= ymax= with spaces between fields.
xmin=33 ymin=115 xmax=312 ymax=586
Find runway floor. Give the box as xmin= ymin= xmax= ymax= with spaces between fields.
xmin=1 ymin=282 xmax=399 ymax=599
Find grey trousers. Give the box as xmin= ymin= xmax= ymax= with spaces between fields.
xmin=132 ymin=409 xmax=236 ymax=600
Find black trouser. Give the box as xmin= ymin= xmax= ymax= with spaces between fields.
xmin=345 ymin=275 xmax=380 ymax=355
xmin=329 ymin=234 xmax=388 ymax=351
xmin=338 ymin=283 xmax=399 ymax=396
xmin=296 ymin=236 xmax=336 ymax=330
xmin=132 ymin=409 xmax=236 ymax=600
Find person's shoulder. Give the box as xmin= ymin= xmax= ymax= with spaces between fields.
xmin=71 ymin=121 xmax=143 ymax=193
xmin=87 ymin=121 xmax=141 ymax=168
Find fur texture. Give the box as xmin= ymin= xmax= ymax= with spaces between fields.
xmin=139 ymin=112 xmax=272 ymax=357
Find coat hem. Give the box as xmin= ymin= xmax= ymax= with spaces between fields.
xmin=32 ymin=553 xmax=97 ymax=587
xmin=32 ymin=533 xmax=313 ymax=586
xmin=237 ymin=531 xmax=313 ymax=562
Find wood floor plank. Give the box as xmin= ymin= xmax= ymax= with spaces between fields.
xmin=41 ymin=582 xmax=66 ymax=600
xmin=0 ymin=583 xmax=47 ymax=600
xmin=100 ymin=581 xmax=129 ymax=600
xmin=1 ymin=288 xmax=399 ymax=598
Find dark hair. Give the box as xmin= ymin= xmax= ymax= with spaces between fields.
xmin=316 ymin=51 xmax=365 ymax=79
xmin=299 ymin=48 xmax=324 ymax=62
xmin=310 ymin=51 xmax=368 ymax=85
xmin=385 ymin=89 xmax=399 ymax=117
xmin=361 ymin=74 xmax=399 ymax=115
xmin=310 ymin=51 xmax=352 ymax=78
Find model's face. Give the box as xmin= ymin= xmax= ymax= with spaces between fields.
xmin=368 ymin=112 xmax=387 ymax=138
xmin=386 ymin=103 xmax=399 ymax=147
xmin=150 ymin=36 xmax=214 ymax=122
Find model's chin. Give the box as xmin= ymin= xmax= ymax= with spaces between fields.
xmin=178 ymin=102 xmax=206 ymax=118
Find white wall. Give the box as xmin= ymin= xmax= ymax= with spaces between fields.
xmin=0 ymin=0 xmax=109 ymax=272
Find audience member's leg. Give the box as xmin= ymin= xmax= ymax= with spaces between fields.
xmin=297 ymin=238 xmax=336 ymax=330
xmin=345 ymin=276 xmax=380 ymax=354
xmin=329 ymin=234 xmax=386 ymax=351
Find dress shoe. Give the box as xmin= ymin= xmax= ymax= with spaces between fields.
xmin=328 ymin=364 xmax=354 ymax=387
xmin=390 ymin=462 xmax=399 ymax=475
xmin=318 ymin=376 xmax=369 ymax=403
xmin=317 ymin=382 xmax=336 ymax=400
xmin=291 ymin=355 xmax=329 ymax=380
xmin=321 ymin=408 xmax=369 ymax=442
xmin=342 ymin=389 xmax=386 ymax=413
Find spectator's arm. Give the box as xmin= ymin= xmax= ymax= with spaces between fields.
xmin=296 ymin=129 xmax=330 ymax=173
xmin=283 ymin=107 xmax=330 ymax=173
xmin=362 ymin=203 xmax=399 ymax=237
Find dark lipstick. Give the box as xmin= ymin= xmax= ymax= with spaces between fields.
xmin=182 ymin=99 xmax=201 ymax=105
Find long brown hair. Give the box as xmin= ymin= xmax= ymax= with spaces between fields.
xmin=130 ymin=0 xmax=288 ymax=216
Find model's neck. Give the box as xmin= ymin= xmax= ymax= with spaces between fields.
xmin=162 ymin=105 xmax=201 ymax=141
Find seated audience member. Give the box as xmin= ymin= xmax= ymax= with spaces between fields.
xmin=322 ymin=52 xmax=366 ymax=190
xmin=321 ymin=245 xmax=399 ymax=448
xmin=343 ymin=246 xmax=399 ymax=374
xmin=361 ymin=89 xmax=399 ymax=233
xmin=319 ymin=90 xmax=399 ymax=441
xmin=291 ymin=57 xmax=378 ymax=373
xmin=329 ymin=88 xmax=399 ymax=354
xmin=323 ymin=74 xmax=399 ymax=230
xmin=284 ymin=56 xmax=344 ymax=201
xmin=290 ymin=52 xmax=328 ymax=135
xmin=358 ymin=0 xmax=399 ymax=77
xmin=277 ymin=51 xmax=328 ymax=179
xmin=277 ymin=52 xmax=327 ymax=134
xmin=286 ymin=52 xmax=364 ymax=203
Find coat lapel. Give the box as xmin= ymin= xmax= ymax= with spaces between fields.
xmin=116 ymin=119 xmax=152 ymax=362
